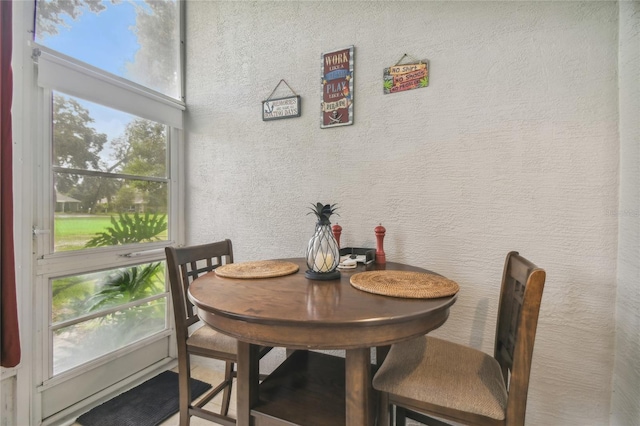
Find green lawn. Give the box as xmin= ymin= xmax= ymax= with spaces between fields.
xmin=56 ymin=215 xmax=113 ymax=237
xmin=55 ymin=214 xmax=168 ymax=251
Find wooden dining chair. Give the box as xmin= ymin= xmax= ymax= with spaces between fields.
xmin=165 ymin=240 xmax=271 ymax=426
xmin=373 ymin=251 xmax=546 ymax=426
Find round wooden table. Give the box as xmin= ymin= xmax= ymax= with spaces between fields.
xmin=188 ymin=258 xmax=457 ymax=426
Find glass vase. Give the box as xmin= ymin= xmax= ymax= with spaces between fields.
xmin=305 ymin=222 xmax=340 ymax=279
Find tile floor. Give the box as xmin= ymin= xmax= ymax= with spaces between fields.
xmin=70 ymin=361 xmax=235 ymax=426
xmin=74 ymin=357 xmax=426 ymax=426
xmin=159 ymin=360 xmax=426 ymax=426
xmin=160 ymin=363 xmax=236 ymax=425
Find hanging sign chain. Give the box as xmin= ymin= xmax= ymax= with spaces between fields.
xmin=265 ymin=79 xmax=298 ymax=101
xmin=395 ymin=53 xmax=423 ymax=66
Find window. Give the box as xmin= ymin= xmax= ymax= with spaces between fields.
xmin=51 ymin=262 xmax=167 ymax=375
xmin=26 ymin=0 xmax=184 ymax=419
xmin=35 ymin=0 xmax=181 ymax=99
xmin=52 ymin=92 xmax=169 ymax=252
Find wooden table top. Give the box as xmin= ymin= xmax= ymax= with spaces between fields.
xmin=189 ymin=258 xmax=457 ymax=350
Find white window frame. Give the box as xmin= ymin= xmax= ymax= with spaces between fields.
xmin=31 ymin=67 xmax=184 ymax=384
xmin=9 ymin=1 xmax=187 ymax=423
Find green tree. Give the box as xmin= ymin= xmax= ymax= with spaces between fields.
xmin=35 ymin=0 xmax=109 ymax=37
xmin=112 ymin=185 xmax=137 ymax=212
xmin=53 ymin=95 xmax=108 ymax=193
xmin=126 ymin=1 xmax=179 ymax=96
xmin=67 ymin=175 xmax=121 ymax=214
xmin=114 ymin=119 xmax=166 ymax=177
xmin=112 ymin=119 xmax=167 ymax=212
xmin=36 ymin=0 xmax=179 ymax=97
xmin=53 ymin=95 xmax=122 ymax=212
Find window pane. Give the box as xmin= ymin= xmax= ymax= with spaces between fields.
xmin=35 ymin=0 xmax=180 ymax=99
xmin=52 ymin=90 xmax=169 ymax=253
xmin=54 ymin=178 xmax=169 ymax=252
xmin=51 ymin=263 xmax=167 ymax=375
xmin=52 ymin=263 xmax=166 ymax=323
xmin=52 ymin=92 xmax=167 ymax=177
xmin=53 ymin=300 xmax=167 ymax=374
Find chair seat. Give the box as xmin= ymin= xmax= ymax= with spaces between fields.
xmin=373 ymin=336 xmax=508 ymax=421
xmin=187 ymin=325 xmax=238 ymax=355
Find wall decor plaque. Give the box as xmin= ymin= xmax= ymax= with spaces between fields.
xmin=383 ymin=54 xmax=429 ymax=95
xmin=321 ymin=46 xmax=354 ymax=128
xmin=262 ymin=80 xmax=301 ymax=121
xmin=262 ymin=96 xmax=301 ymax=121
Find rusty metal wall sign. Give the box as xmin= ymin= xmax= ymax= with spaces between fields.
xmin=321 ymin=46 xmax=354 ymax=128
xmin=383 ymin=54 xmax=429 ymax=95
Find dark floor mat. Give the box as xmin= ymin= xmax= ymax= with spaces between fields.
xmin=76 ymin=370 xmax=211 ymax=426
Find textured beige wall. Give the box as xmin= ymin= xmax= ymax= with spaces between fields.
xmin=612 ymin=1 xmax=640 ymax=425
xmin=185 ymin=2 xmax=620 ymax=424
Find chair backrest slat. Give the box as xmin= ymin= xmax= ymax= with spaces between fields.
xmin=494 ymin=251 xmax=546 ymax=426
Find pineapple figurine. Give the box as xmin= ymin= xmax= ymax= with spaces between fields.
xmin=305 ymin=203 xmax=341 ymax=280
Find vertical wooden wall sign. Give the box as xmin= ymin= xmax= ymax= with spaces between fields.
xmin=321 ymin=46 xmax=354 ymax=128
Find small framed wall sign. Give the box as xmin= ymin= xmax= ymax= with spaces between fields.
xmin=262 ymin=79 xmax=301 ymax=121
xmin=383 ymin=54 xmax=429 ymax=95
xmin=262 ymin=95 xmax=301 ymax=121
xmin=321 ymin=45 xmax=354 ymax=128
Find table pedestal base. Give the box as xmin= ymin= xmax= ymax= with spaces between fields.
xmin=253 ymin=350 xmax=346 ymax=426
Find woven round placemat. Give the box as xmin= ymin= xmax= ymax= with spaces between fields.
xmin=215 ymin=260 xmax=299 ymax=279
xmin=350 ymin=270 xmax=459 ymax=299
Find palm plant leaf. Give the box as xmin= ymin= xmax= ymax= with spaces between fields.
xmin=85 ymin=262 xmax=163 ymax=312
xmin=85 ymin=212 xmax=167 ymax=248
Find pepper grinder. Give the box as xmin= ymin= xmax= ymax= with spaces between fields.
xmin=375 ymin=223 xmax=386 ymax=264
xmin=332 ymin=223 xmax=342 ymax=249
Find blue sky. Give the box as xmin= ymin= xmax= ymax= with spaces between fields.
xmin=38 ymin=0 xmax=139 ymax=77
xmin=38 ymin=1 xmax=143 ymax=166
